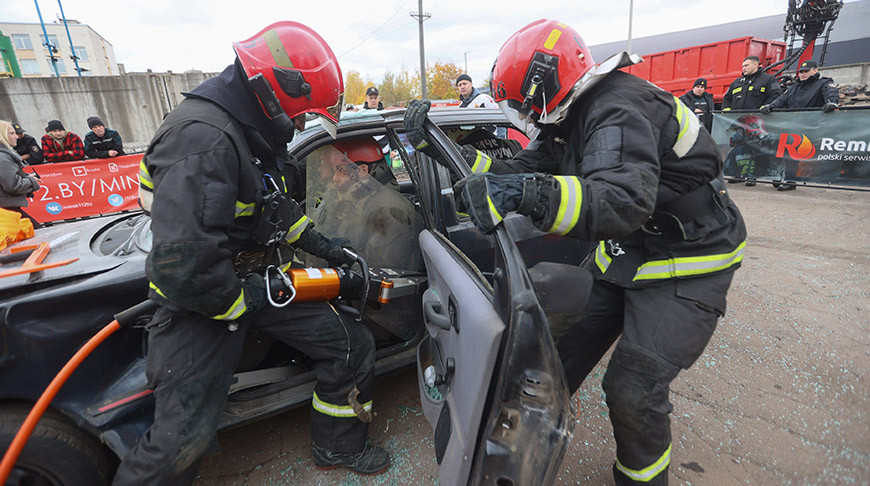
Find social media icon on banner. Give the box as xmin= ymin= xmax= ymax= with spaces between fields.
xmin=72 ymin=166 xmax=88 ymax=177
xmin=108 ymin=194 xmax=124 ymax=207
xmin=46 ymin=202 xmax=63 ymax=215
xmin=109 ymin=163 xmax=119 ymax=172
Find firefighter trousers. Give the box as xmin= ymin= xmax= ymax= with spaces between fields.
xmin=113 ymin=301 xmax=375 ymax=486
xmin=557 ymin=271 xmax=734 ymax=485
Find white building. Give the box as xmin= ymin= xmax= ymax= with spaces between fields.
xmin=0 ymin=20 xmax=119 ymax=77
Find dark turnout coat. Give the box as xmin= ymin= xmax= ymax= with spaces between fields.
xmin=767 ymin=73 xmax=839 ymax=109
xmin=723 ymin=70 xmax=781 ymax=110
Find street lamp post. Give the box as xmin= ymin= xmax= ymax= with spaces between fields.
xmin=34 ymin=0 xmax=60 ymax=77
xmin=464 ymin=50 xmax=470 ymax=73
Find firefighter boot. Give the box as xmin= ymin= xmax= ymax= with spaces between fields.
xmin=312 ymin=443 xmax=390 ymax=475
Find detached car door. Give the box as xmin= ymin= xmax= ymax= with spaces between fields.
xmin=410 ymin=119 xmax=575 ymax=485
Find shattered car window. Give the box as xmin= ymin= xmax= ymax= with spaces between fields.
xmin=305 ymin=145 xmax=424 ymax=270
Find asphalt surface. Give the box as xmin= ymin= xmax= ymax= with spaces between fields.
xmin=194 ymin=183 xmax=869 ymax=485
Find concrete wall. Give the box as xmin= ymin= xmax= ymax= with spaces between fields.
xmin=819 ymin=62 xmax=870 ymax=87
xmin=0 ymin=72 xmax=217 ymax=152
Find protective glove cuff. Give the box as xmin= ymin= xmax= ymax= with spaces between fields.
xmin=517 ymin=174 xmax=547 ymax=219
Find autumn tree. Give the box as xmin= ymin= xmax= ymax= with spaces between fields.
xmin=378 ymin=65 xmax=420 ymax=107
xmin=426 ymin=61 xmax=465 ymax=101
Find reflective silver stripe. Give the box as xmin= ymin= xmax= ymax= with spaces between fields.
xmin=486 ymin=196 xmax=503 ymax=224
xmin=616 ymin=444 xmax=672 ymax=482
xmin=548 ymin=176 xmax=582 ymax=235
xmin=284 ymin=215 xmax=311 ymax=244
xmin=594 ymin=241 xmax=611 ymax=273
xmin=312 ymin=391 xmax=372 ymax=418
xmin=138 ymin=186 xmax=154 ymax=212
xmin=634 ymin=241 xmax=746 ymax=281
xmin=235 ymin=201 xmax=255 ymax=218
xmin=672 ymin=96 xmax=700 ymax=158
xmin=139 ymin=160 xmax=153 ymax=189
xmin=212 ymin=289 xmax=246 ymax=321
xmin=471 ymin=151 xmax=492 ymax=173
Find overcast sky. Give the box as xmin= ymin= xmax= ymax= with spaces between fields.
xmin=6 ymin=0 xmax=799 ymax=86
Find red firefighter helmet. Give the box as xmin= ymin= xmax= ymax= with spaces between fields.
xmin=490 ymin=19 xmax=595 ymax=136
xmin=233 ymin=21 xmax=344 ymax=138
xmin=332 ymin=138 xmax=384 ymax=164
xmin=729 ymin=115 xmax=767 ymax=138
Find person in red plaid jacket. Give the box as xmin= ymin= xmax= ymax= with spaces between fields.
xmin=41 ymin=120 xmax=84 ymax=162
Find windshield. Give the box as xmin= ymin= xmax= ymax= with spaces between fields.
xmin=305 ymin=144 xmax=423 ymax=270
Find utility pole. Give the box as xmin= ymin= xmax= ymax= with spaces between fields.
xmin=410 ymin=0 xmax=430 ymax=98
xmin=628 ymin=0 xmax=634 ymax=54
xmin=464 ymin=50 xmax=470 ymax=73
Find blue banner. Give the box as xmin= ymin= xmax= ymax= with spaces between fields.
xmin=712 ymin=110 xmax=870 ymax=188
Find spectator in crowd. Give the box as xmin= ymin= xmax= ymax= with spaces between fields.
xmin=11 ymin=123 xmax=44 ymax=165
xmin=0 ymin=120 xmax=41 ymax=225
xmin=84 ymin=116 xmax=125 ymax=158
xmin=722 ymin=56 xmax=781 ymax=111
xmin=759 ymin=61 xmax=839 ymax=191
xmin=362 ymin=86 xmax=384 ymax=110
xmin=761 ymin=61 xmax=839 ymax=114
xmin=41 ymin=120 xmax=84 ymax=162
xmin=679 ymin=78 xmax=715 ymax=132
xmin=456 ymin=74 xmax=497 ymax=108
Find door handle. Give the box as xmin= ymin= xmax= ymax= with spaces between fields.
xmin=424 ymin=300 xmax=451 ymax=330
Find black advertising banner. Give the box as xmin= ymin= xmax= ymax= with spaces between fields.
xmin=712 ymin=110 xmax=870 ymax=188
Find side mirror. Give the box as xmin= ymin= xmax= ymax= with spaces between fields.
xmin=528 ymin=262 xmax=593 ymax=343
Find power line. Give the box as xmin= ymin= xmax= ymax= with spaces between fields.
xmin=338 ymin=0 xmax=413 ymax=58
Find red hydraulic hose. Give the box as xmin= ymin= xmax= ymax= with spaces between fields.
xmin=0 ymin=300 xmax=157 ymax=484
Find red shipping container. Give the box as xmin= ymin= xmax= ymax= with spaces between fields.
xmin=624 ymin=37 xmax=786 ymax=106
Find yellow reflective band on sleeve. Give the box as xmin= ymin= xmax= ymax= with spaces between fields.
xmin=731 ymin=87 xmax=742 ymax=94
xmin=616 ymin=444 xmax=672 ymax=482
xmin=148 ymin=281 xmax=167 ymax=298
xmin=672 ymin=96 xmax=700 ymax=158
xmin=633 ymin=241 xmax=746 ymax=281
xmin=471 ymin=151 xmax=492 ymax=173
xmin=235 ymin=201 xmax=255 ymax=218
xmin=212 ymin=289 xmax=246 ymax=321
xmin=544 ymin=29 xmax=563 ymax=50
xmin=285 ymin=215 xmax=311 ymax=244
xmin=312 ymin=391 xmax=372 ymax=418
xmin=548 ymin=176 xmax=582 ymax=235
xmin=748 ymin=86 xmax=754 ymax=91
xmin=139 ymin=161 xmax=153 ymax=189
xmin=760 ymin=86 xmax=766 ymax=92
xmin=594 ymin=241 xmax=611 ymax=273
xmin=487 ymin=196 xmax=504 ymax=224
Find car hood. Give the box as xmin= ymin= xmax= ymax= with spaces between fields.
xmin=0 ymin=213 xmax=150 ymax=297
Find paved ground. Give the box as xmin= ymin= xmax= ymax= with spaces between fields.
xmin=194 ymin=183 xmax=869 ymax=485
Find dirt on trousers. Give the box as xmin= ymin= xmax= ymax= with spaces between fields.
xmin=194 ymin=183 xmax=870 ymax=485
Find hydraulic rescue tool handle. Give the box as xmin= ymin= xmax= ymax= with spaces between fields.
xmin=342 ymin=248 xmax=370 ymax=321
xmin=0 ymin=300 xmax=158 ymax=485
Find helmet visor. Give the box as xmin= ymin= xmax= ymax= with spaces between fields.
xmin=317 ymin=93 xmax=344 ymax=139
xmin=496 ymin=99 xmax=541 ymax=140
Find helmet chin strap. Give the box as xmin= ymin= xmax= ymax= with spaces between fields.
xmin=247 ymin=73 xmax=296 ymax=143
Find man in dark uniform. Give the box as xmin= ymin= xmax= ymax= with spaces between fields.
xmin=115 ymin=22 xmax=389 ymax=485
xmin=83 ymin=116 xmax=125 ymax=158
xmin=405 ymin=19 xmax=746 ymax=485
xmin=760 ymin=60 xmax=839 ymax=191
xmin=722 ymin=55 xmax=781 ymax=111
xmin=679 ymin=78 xmax=714 ymax=132
xmin=11 ymin=124 xmax=43 ymax=165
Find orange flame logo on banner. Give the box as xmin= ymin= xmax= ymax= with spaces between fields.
xmin=776 ymin=133 xmax=816 ymax=160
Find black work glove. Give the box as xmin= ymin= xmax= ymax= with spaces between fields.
xmin=404 ymin=99 xmax=440 ymax=158
xmin=325 ymin=237 xmax=356 ymax=267
xmin=295 ymin=227 xmax=357 ymax=266
xmin=759 ymin=105 xmax=772 ymax=115
xmin=454 ymin=173 xmax=544 ymax=234
xmin=823 ymin=102 xmax=838 ymax=113
xmin=240 ymin=273 xmax=266 ymax=314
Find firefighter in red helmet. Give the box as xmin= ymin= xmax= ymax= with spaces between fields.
xmin=405 ymin=19 xmax=746 ymax=485
xmin=117 ymin=22 xmax=388 ymax=484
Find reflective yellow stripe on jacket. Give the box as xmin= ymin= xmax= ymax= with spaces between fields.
xmin=312 ymin=391 xmax=372 ymax=417
xmin=549 ymin=176 xmax=582 ymax=235
xmin=235 ymin=201 xmax=255 ymax=218
xmin=471 ymin=150 xmax=492 ymax=173
xmin=633 ymin=241 xmax=746 ymax=281
xmin=139 ymin=161 xmax=154 ymax=211
xmin=284 ymin=215 xmax=311 ymax=244
xmin=594 ymin=241 xmax=612 ymax=273
xmin=672 ymin=96 xmax=701 ymax=158
xmin=212 ymin=288 xmax=246 ymax=321
xmin=616 ymin=444 xmax=671 ymax=482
